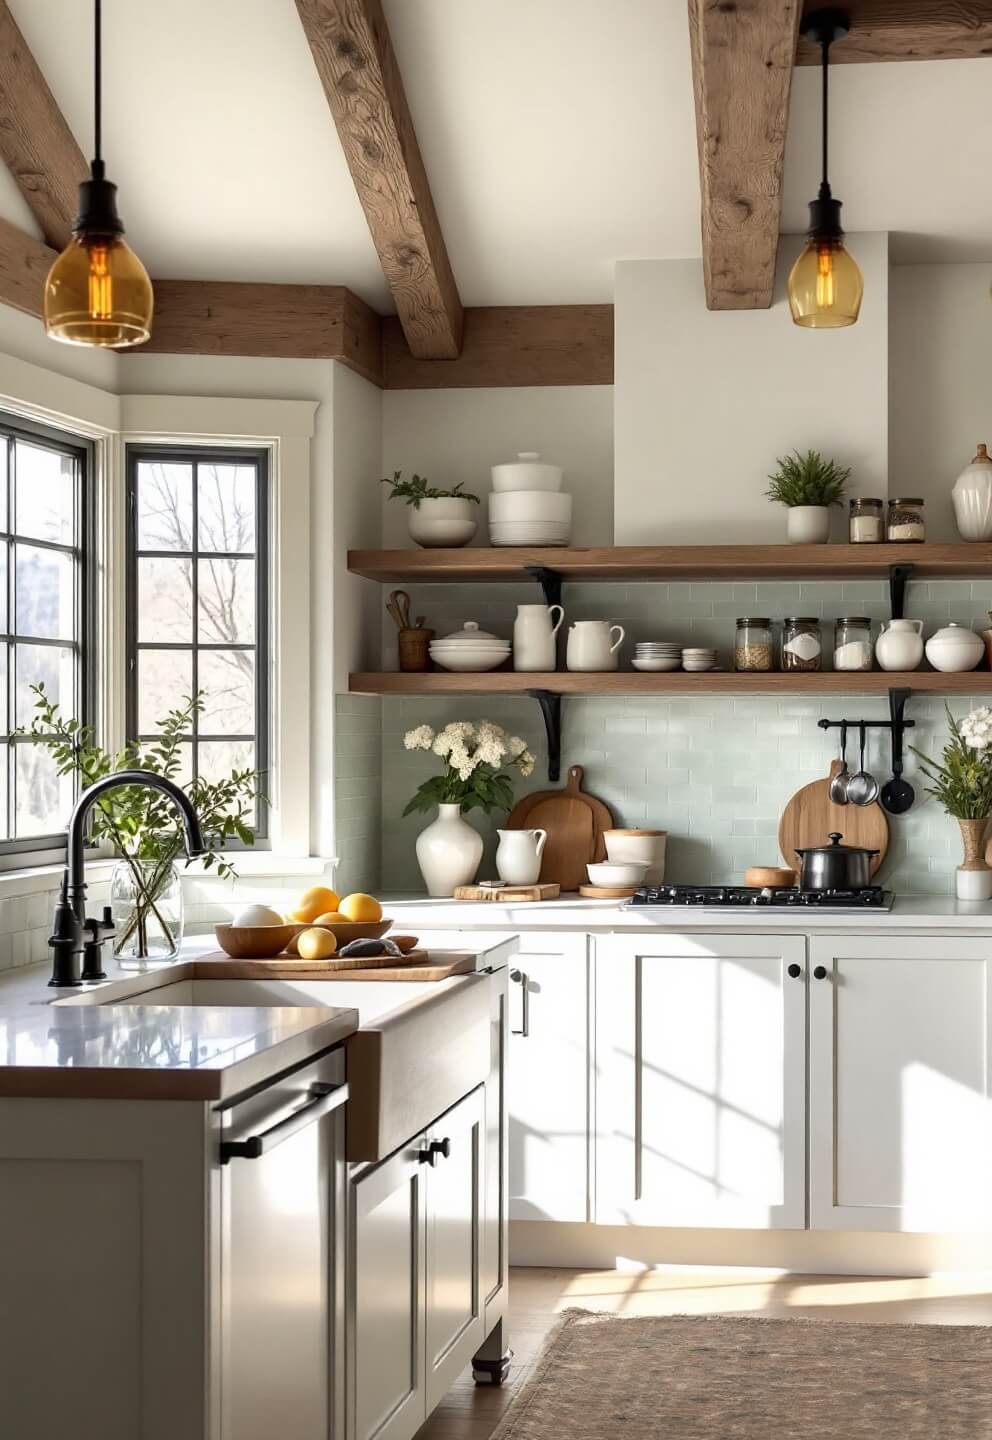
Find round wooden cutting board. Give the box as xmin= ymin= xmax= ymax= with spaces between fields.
xmin=778 ymin=760 xmax=889 ymax=877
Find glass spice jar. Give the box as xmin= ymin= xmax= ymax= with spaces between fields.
xmin=734 ymin=617 xmax=773 ymax=672
xmin=849 ymin=497 xmax=884 ymax=543
xmin=887 ymin=497 xmax=926 ymax=542
xmin=782 ymin=617 xmax=822 ymax=672
xmin=833 ymin=617 xmax=873 ymax=672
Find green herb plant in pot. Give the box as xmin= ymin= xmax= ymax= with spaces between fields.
xmin=765 ymin=449 xmax=851 ymax=544
xmin=381 ymin=470 xmax=481 ymax=549
xmin=911 ymin=704 xmax=992 ymax=902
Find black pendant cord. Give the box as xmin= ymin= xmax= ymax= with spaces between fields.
xmin=820 ymin=35 xmax=829 ymax=192
xmin=93 ymin=0 xmax=102 ymax=166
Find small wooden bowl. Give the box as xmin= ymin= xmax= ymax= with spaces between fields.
xmin=284 ymin=918 xmax=393 ymax=956
xmin=743 ymin=866 xmax=796 ymax=889
xmin=214 ymin=923 xmax=298 ymax=959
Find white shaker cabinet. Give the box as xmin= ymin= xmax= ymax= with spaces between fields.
xmin=595 ymin=932 xmax=807 ymax=1229
xmin=507 ymin=933 xmax=589 ymax=1222
xmin=809 ymin=935 xmax=992 ymax=1233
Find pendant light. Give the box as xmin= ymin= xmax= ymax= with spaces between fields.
xmin=44 ymin=0 xmax=153 ymax=348
xmin=788 ymin=7 xmax=862 ymax=329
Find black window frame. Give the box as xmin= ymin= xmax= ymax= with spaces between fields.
xmin=0 ymin=411 xmax=94 ymax=862
xmin=124 ymin=444 xmax=270 ymax=843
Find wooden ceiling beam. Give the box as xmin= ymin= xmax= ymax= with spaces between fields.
xmin=0 ymin=2 xmax=87 ymax=250
xmin=796 ymin=0 xmax=992 ymax=63
xmin=295 ymin=0 xmax=463 ymax=360
xmin=689 ymin=0 xmax=803 ymax=312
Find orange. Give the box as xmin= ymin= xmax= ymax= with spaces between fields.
xmin=293 ymin=886 xmax=340 ymax=924
xmin=339 ymin=892 xmax=382 ymax=923
xmin=297 ymin=927 xmax=338 ymax=960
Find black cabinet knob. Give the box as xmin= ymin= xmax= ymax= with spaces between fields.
xmin=787 ymin=963 xmax=802 ymax=978
xmin=813 ymin=965 xmax=828 ymax=980
xmin=418 ymin=1137 xmax=452 ymax=1167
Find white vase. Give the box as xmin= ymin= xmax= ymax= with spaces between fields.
xmin=952 ymin=444 xmax=992 ymax=542
xmin=786 ymin=505 xmax=830 ymax=544
xmin=407 ymin=497 xmax=477 ymax=548
xmin=956 ymin=819 xmax=992 ymax=901
xmin=415 ymin=803 xmax=484 ymax=896
xmin=875 ymin=618 xmax=924 ymax=672
xmin=513 ymin=603 xmax=564 ymax=671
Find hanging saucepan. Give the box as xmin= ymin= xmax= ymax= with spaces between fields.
xmin=795 ymin=832 xmax=879 ymax=891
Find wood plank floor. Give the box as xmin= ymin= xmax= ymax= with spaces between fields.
xmin=416 ymin=1265 xmax=992 ymax=1439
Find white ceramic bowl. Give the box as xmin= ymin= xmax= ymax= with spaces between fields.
xmin=489 ymin=490 xmax=572 ymax=523
xmin=682 ymin=659 xmax=719 ymax=671
xmin=925 ymin=624 xmax=985 ymax=673
xmin=586 ymin=860 xmax=650 ymax=887
xmin=491 ymin=451 xmax=563 ymax=493
xmin=430 ymin=649 xmax=508 ymax=672
xmin=408 ymin=517 xmax=477 ymax=548
xmin=632 ymin=657 xmax=681 ymax=672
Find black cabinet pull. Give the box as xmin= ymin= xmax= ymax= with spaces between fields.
xmin=787 ymin=963 xmax=802 ymax=979
xmin=510 ymin=968 xmax=530 ymax=1037
xmin=813 ymin=965 xmax=828 ymax=980
xmin=418 ymin=1137 xmax=452 ymax=1167
xmin=220 ymin=1081 xmax=349 ymax=1163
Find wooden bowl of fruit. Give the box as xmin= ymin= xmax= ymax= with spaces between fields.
xmin=284 ymin=887 xmax=391 ymax=955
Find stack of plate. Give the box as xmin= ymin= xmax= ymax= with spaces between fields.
xmin=429 ymin=620 xmax=511 ymax=673
xmin=487 ymin=454 xmax=573 ymax=546
xmin=682 ymin=646 xmax=719 ymax=672
xmin=632 ymin=641 xmax=682 ymax=673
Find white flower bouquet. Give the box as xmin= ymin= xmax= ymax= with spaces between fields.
xmin=403 ymin=720 xmax=536 ymax=816
xmin=911 ymin=704 xmax=992 ymax=819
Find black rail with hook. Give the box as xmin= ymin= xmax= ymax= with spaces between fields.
xmin=817 ymin=688 xmax=916 ymax=813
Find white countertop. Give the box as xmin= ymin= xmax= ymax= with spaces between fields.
xmin=384 ymin=893 xmax=992 ymax=933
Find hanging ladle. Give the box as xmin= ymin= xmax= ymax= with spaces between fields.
xmin=880 ymin=693 xmax=915 ymax=815
xmin=829 ymin=720 xmax=850 ymax=805
xmin=846 ymin=723 xmax=880 ymax=807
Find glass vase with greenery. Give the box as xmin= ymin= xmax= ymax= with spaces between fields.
xmin=765 ymin=450 xmax=851 ymax=509
xmin=21 ymin=685 xmax=261 ymax=960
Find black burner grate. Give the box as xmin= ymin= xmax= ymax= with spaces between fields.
xmin=629 ymin=885 xmax=890 ymax=909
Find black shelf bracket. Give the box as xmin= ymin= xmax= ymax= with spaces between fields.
xmin=526 ymin=689 xmax=562 ymax=782
xmin=524 ymin=565 xmax=563 ymax=612
xmin=888 ymin=563 xmax=914 ymax=621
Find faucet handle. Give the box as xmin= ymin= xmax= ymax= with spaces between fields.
xmin=80 ymin=908 xmax=115 ymax=983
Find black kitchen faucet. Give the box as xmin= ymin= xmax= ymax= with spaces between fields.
xmin=48 ymin=770 xmax=205 ymax=987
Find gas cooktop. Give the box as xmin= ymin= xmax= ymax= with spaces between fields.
xmin=627 ymin=884 xmax=893 ymax=910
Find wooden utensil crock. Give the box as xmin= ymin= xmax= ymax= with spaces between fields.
xmin=398 ymin=626 xmax=434 ymax=671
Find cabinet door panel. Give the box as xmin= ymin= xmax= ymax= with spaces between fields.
xmin=509 ymin=934 xmax=589 ymax=1222
xmin=596 ymin=932 xmax=807 ymax=1230
xmin=481 ymin=967 xmax=508 ymax=1329
xmin=425 ymin=1086 xmax=486 ymax=1412
xmin=809 ymin=936 xmax=992 ymax=1233
xmin=349 ymin=1145 xmax=426 ymax=1440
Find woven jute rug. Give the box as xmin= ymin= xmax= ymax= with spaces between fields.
xmin=491 ymin=1310 xmax=992 ymax=1439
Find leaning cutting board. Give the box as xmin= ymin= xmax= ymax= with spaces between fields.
xmin=778 ymin=760 xmax=889 ymax=877
xmin=505 ymin=764 xmax=613 ymax=892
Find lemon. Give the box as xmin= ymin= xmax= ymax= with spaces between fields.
xmin=293 ymin=886 xmax=340 ymax=923
xmin=297 ymin=927 xmax=338 ymax=960
xmin=314 ymin=911 xmax=346 ymax=925
xmin=339 ymin=892 xmax=383 ymax=923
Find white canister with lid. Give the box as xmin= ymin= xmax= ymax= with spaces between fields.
xmin=875 ymin=618 xmax=924 ymax=672
xmin=491 ymin=451 xmax=563 ymax=493
xmin=952 ymin=443 xmax=992 ymax=542
xmin=925 ymin=623 xmax=985 ymax=673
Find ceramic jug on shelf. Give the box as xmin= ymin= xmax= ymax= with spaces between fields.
xmin=875 ymin=618 xmax=924 ymax=672
xmin=566 ymin=620 xmax=625 ymax=672
xmin=495 ymin=828 xmax=547 ymax=886
xmin=513 ymin=603 xmax=564 ymax=672
xmin=952 ymin=443 xmax=992 ymax=542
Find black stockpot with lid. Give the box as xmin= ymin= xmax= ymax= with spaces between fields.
xmin=794 ymin=832 xmax=879 ymax=891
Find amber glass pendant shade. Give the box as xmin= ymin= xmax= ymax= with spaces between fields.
xmin=44 ymin=230 xmax=153 ymax=348
xmin=788 ymin=236 xmax=863 ymax=328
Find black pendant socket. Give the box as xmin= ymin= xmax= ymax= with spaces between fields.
xmin=807 ymin=184 xmax=844 ymax=242
xmin=800 ymin=7 xmax=850 ymax=46
xmin=73 ymin=159 xmax=124 ymax=237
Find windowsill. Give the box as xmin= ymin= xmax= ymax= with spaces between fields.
xmin=0 ymin=852 xmax=338 ymax=899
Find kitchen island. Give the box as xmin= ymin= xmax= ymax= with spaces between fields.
xmin=0 ymin=934 xmax=515 ymax=1440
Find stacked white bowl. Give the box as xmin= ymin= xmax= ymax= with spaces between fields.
xmin=488 ymin=451 xmax=572 ymax=546
xmin=682 ymin=646 xmax=719 ymax=672
xmin=632 ymin=641 xmax=682 ymax=673
xmin=430 ymin=620 xmax=510 ymax=672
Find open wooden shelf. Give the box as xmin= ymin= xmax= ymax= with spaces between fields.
xmin=350 ymin=671 xmax=992 ymax=697
xmin=348 ymin=543 xmax=992 ymax=584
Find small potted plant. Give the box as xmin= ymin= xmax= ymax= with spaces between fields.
xmin=765 ymin=449 xmax=851 ymax=544
xmin=381 ymin=470 xmax=481 ymax=548
xmin=403 ymin=721 xmax=535 ymax=895
xmin=912 ymin=704 xmax=992 ymax=901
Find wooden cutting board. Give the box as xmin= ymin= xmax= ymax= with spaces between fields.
xmin=778 ymin=760 xmax=889 ymax=877
xmin=453 ymin=882 xmax=561 ymax=902
xmin=191 ymin=951 xmax=473 ymax=981
xmin=505 ymin=764 xmax=613 ymax=892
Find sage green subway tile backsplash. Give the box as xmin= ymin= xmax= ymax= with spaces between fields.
xmin=336 ymin=580 xmax=992 ymax=896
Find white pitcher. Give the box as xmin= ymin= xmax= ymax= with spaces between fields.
xmin=495 ymin=828 xmax=547 ymax=885
xmin=566 ymin=620 xmax=625 ymax=672
xmin=875 ymin=618 xmax=924 ymax=672
xmin=513 ymin=603 xmax=564 ymax=671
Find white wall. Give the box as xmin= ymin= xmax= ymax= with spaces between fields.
xmin=0 ymin=303 xmax=120 ymax=393
xmin=381 ymin=386 xmax=614 ymax=547
xmin=614 ymin=235 xmax=890 ymax=544
xmin=889 ymin=263 xmax=992 ymax=542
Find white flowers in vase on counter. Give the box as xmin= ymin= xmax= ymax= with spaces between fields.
xmin=911 ymin=705 xmax=992 ymax=902
xmin=403 ymin=721 xmax=536 ymax=896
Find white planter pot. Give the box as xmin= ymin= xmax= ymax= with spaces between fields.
xmin=786 ymin=505 xmax=831 ymax=544
xmin=956 ymin=866 xmax=992 ymax=902
xmin=415 ymin=803 xmax=484 ymax=896
xmin=407 ymin=497 xmax=477 ymax=548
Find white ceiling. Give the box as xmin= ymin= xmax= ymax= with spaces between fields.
xmin=6 ymin=0 xmax=992 ymax=315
